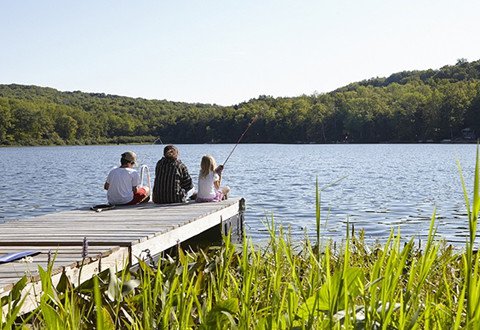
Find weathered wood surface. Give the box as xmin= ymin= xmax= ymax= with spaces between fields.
xmin=0 ymin=198 xmax=243 ymax=314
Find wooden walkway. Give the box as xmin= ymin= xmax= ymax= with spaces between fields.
xmin=0 ymin=198 xmax=244 ymax=314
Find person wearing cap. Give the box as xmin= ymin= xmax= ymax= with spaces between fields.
xmin=152 ymin=145 xmax=194 ymax=204
xmin=104 ymin=151 xmax=150 ymax=205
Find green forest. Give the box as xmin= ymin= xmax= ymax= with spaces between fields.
xmin=1 ymin=59 xmax=480 ymax=146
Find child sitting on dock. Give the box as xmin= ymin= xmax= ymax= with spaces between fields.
xmin=196 ymin=155 xmax=230 ymax=202
xmin=104 ymin=151 xmax=150 ymax=205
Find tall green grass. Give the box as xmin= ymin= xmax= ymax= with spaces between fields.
xmin=457 ymin=146 xmax=480 ymax=328
xmin=2 ymin=148 xmax=480 ymax=329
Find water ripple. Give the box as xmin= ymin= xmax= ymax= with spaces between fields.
xmin=1 ymin=144 xmax=479 ymax=245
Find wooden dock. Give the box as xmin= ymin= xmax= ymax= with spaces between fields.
xmin=0 ymin=198 xmax=244 ymax=314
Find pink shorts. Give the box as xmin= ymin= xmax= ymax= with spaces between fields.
xmin=127 ymin=187 xmax=149 ymax=205
xmin=196 ymin=190 xmax=224 ymax=203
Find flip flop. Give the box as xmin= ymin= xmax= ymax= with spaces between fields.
xmin=0 ymin=250 xmax=40 ymax=264
xmin=90 ymin=204 xmax=115 ymax=212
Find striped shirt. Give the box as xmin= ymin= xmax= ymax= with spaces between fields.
xmin=152 ymin=157 xmax=193 ymax=204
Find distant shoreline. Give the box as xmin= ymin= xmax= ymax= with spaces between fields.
xmin=1 ymin=140 xmax=478 ymax=148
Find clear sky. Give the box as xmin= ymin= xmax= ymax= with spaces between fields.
xmin=1 ymin=0 xmax=480 ymax=105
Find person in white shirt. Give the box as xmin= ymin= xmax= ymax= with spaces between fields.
xmin=104 ymin=151 xmax=150 ymax=205
xmin=196 ymin=155 xmax=230 ymax=202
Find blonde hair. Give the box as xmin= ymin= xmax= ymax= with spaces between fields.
xmin=200 ymin=155 xmax=216 ymax=178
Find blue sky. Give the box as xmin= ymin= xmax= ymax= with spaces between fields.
xmin=1 ymin=0 xmax=480 ymax=105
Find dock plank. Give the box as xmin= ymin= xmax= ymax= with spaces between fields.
xmin=1 ymin=198 xmax=244 ymax=315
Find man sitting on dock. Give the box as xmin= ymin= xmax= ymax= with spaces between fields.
xmin=104 ymin=151 xmax=150 ymax=205
xmin=152 ymin=145 xmax=194 ymax=204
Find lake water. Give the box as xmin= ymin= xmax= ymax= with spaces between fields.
xmin=0 ymin=144 xmax=478 ymax=245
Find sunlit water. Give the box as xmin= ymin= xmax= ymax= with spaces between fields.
xmin=0 ymin=144 xmax=478 ymax=245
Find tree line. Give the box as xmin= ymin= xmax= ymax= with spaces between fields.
xmin=1 ymin=59 xmax=480 ymax=146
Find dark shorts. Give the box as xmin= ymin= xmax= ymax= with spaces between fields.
xmin=127 ymin=187 xmax=149 ymax=205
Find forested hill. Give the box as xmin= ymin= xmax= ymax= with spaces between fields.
xmin=1 ymin=59 xmax=480 ymax=146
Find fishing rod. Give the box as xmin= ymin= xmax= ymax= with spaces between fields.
xmin=222 ymin=115 xmax=258 ymax=167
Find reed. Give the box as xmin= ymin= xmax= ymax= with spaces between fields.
xmin=2 ymin=149 xmax=480 ymax=329
xmin=457 ymin=145 xmax=480 ymax=328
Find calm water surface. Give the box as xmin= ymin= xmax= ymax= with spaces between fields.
xmin=0 ymin=144 xmax=478 ymax=245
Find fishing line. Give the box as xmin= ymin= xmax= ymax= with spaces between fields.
xmin=222 ymin=115 xmax=258 ymax=166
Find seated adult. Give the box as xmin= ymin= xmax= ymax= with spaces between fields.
xmin=152 ymin=145 xmax=193 ymax=204
xmin=104 ymin=151 xmax=150 ymax=205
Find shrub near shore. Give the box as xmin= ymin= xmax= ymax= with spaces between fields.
xmin=2 ymin=151 xmax=480 ymax=329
